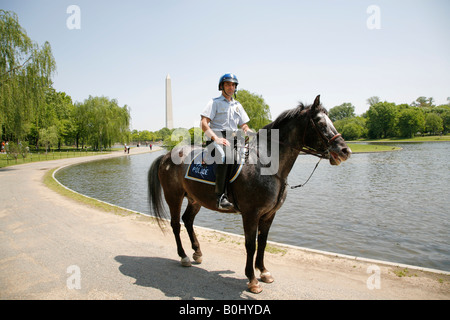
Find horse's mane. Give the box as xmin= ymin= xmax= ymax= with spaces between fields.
xmin=263 ymin=104 xmax=304 ymax=130
xmin=263 ymin=102 xmax=329 ymax=130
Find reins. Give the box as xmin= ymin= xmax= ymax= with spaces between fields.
xmin=288 ymin=158 xmax=322 ymax=189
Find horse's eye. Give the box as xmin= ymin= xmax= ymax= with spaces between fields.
xmin=317 ymin=118 xmax=327 ymax=127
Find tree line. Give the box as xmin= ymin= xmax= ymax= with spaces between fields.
xmin=330 ymin=96 xmax=450 ymax=140
xmin=1 ymin=10 xmax=131 ymax=152
xmin=131 ymin=92 xmax=450 ymax=150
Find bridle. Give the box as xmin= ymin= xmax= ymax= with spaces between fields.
xmin=278 ymin=108 xmax=341 ymax=189
xmin=281 ymin=108 xmax=341 ymax=159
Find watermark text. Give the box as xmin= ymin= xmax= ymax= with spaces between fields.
xmin=66 ymin=5 xmax=81 ymax=30
xmin=366 ymin=5 xmax=381 ymax=30
xmin=66 ymin=265 xmax=81 ymax=289
xmin=366 ymin=264 xmax=381 ymax=290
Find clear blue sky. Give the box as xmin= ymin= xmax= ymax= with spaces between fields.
xmin=2 ymin=0 xmax=449 ymax=131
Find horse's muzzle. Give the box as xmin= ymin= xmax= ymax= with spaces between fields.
xmin=329 ymin=145 xmax=351 ymax=166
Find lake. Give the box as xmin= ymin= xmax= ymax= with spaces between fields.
xmin=55 ymin=142 xmax=450 ymax=271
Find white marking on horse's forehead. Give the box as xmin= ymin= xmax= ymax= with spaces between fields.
xmin=318 ymin=112 xmax=337 ymax=132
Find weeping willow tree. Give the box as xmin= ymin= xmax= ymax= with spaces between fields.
xmin=74 ymin=96 xmax=131 ymax=150
xmin=0 ymin=10 xmax=56 ymax=143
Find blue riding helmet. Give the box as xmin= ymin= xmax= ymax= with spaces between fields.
xmin=218 ymin=73 xmax=239 ymax=91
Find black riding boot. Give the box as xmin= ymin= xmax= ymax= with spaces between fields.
xmin=215 ymin=164 xmax=233 ymax=210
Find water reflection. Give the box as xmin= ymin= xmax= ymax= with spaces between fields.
xmin=56 ymin=143 xmax=450 ymax=271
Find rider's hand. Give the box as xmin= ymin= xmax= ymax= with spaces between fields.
xmin=215 ymin=137 xmax=230 ymax=146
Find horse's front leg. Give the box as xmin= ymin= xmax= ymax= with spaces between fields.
xmin=182 ymin=201 xmax=202 ymax=264
xmin=255 ymin=213 xmax=276 ymax=284
xmin=243 ymin=215 xmax=262 ymax=294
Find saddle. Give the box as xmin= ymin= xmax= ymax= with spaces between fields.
xmin=184 ymin=149 xmax=244 ymax=185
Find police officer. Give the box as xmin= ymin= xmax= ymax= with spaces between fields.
xmin=200 ymin=73 xmax=250 ymax=210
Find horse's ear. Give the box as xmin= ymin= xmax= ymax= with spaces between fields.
xmin=311 ymin=95 xmax=320 ymax=112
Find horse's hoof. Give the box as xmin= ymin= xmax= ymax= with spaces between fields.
xmin=260 ymin=271 xmax=274 ymax=283
xmin=181 ymin=256 xmax=192 ymax=267
xmin=193 ymin=253 xmax=203 ymax=264
xmin=247 ymin=281 xmax=263 ymax=294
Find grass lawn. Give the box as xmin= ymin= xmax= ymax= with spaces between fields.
xmin=0 ymin=149 xmax=112 ymax=168
xmin=347 ymin=143 xmax=402 ymax=153
xmin=347 ymin=135 xmax=449 ymax=153
xmin=352 ymin=135 xmax=450 ymax=143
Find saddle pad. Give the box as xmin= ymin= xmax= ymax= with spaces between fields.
xmin=184 ymin=151 xmax=244 ymax=185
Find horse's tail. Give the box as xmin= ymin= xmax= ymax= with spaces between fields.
xmin=148 ymin=154 xmax=167 ymax=229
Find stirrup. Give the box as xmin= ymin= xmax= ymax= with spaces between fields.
xmin=217 ymin=194 xmax=234 ymax=210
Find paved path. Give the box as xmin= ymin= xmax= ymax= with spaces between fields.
xmin=1 ymin=147 xmax=449 ymax=300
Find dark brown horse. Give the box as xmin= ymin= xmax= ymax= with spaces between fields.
xmin=147 ymin=95 xmax=351 ymax=293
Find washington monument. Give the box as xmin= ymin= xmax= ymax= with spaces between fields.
xmin=165 ymin=74 xmax=173 ymax=129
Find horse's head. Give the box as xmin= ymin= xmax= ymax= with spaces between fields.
xmin=260 ymin=95 xmax=351 ymax=166
xmin=303 ymin=95 xmax=351 ymax=165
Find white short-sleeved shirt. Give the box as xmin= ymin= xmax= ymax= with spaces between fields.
xmin=201 ymin=95 xmax=250 ymax=131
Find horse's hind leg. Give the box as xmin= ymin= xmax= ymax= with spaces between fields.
xmin=182 ymin=201 xmax=202 ymax=264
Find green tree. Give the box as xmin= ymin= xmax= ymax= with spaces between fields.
xmin=235 ymin=89 xmax=271 ymax=131
xmin=366 ymin=102 xmax=397 ymax=139
xmin=41 ymin=88 xmax=76 ymax=149
xmin=130 ymin=129 xmax=140 ymax=142
xmin=328 ymin=103 xmax=355 ymax=122
xmin=0 ymin=10 xmax=56 ymax=142
xmin=425 ymin=113 xmax=443 ymax=135
xmin=163 ymin=127 xmax=203 ymax=151
xmin=6 ymin=141 xmax=28 ymax=160
xmin=73 ymin=101 xmax=89 ymax=148
xmin=139 ymin=130 xmax=153 ymax=142
xmin=334 ymin=116 xmax=367 ymax=140
xmin=74 ymin=96 xmax=130 ymax=150
xmin=39 ymin=125 xmax=58 ymax=153
xmin=441 ymin=110 xmax=450 ymax=133
xmin=189 ymin=127 xmax=203 ymax=145
xmin=411 ymin=96 xmax=435 ymax=108
xmin=397 ymin=108 xmax=425 ymax=138
xmin=158 ymin=127 xmax=172 ymax=141
xmin=366 ymin=96 xmax=380 ymax=107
